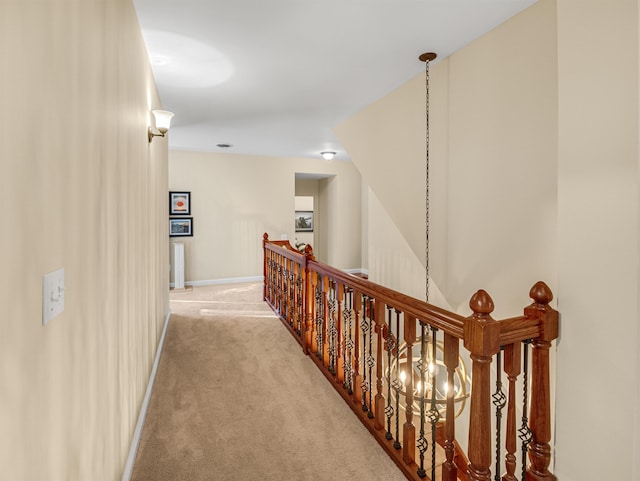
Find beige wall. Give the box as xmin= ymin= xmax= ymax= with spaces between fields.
xmin=445 ymin=0 xmax=558 ymax=317
xmin=337 ymin=0 xmax=557 ymax=318
xmin=367 ymin=186 xmax=452 ymax=308
xmin=336 ymin=66 xmax=450 ymax=302
xmin=0 ymin=1 xmax=169 ymax=480
xmin=555 ymin=1 xmax=639 ymax=480
xmin=168 ymin=151 xmax=362 ymax=283
xmin=338 ymin=0 xmax=640 ymax=479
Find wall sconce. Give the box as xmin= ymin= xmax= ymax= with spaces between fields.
xmin=148 ymin=110 xmax=174 ymax=142
xmin=320 ymin=151 xmax=336 ymax=160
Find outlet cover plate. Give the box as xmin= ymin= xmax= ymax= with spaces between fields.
xmin=43 ymin=268 xmax=65 ymax=325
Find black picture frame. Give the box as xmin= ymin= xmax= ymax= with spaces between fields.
xmin=295 ymin=211 xmax=313 ymax=232
xmin=170 ymin=217 xmax=193 ymax=237
xmin=169 ymin=191 xmax=191 ymax=215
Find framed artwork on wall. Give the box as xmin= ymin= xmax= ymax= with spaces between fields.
xmin=169 ymin=191 xmax=190 ymax=215
xmin=295 ymin=211 xmax=313 ymax=232
xmin=170 ymin=217 xmax=193 ymax=237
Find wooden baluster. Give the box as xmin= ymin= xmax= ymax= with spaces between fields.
xmin=393 ymin=309 xmax=402 ymax=450
xmin=266 ymin=249 xmax=272 ymax=304
xmin=278 ymin=254 xmax=284 ymax=319
xmin=337 ymin=283 xmax=345 ymax=382
xmin=281 ymin=255 xmax=286 ymax=317
xmin=385 ymin=306 xmax=394 ymax=440
xmin=310 ymin=272 xmax=319 ymax=354
xmin=295 ymin=261 xmax=302 ymax=335
xmin=287 ymin=259 xmax=293 ymax=327
xmin=288 ymin=259 xmax=294 ymax=329
xmin=403 ymin=314 xmax=417 ymax=465
xmin=277 ymin=253 xmax=282 ymax=314
xmin=327 ymin=278 xmax=335 ymax=370
xmin=442 ymin=332 xmax=459 ymax=481
xmin=283 ymin=258 xmax=289 ymax=324
xmin=318 ymin=275 xmax=324 ymax=357
xmin=270 ymin=250 xmax=276 ymax=306
xmin=502 ymin=342 xmax=521 ymax=481
xmin=374 ymin=299 xmax=386 ymax=431
xmin=268 ymin=251 xmax=273 ymax=305
xmin=342 ymin=287 xmax=354 ymax=393
xmin=464 ymin=290 xmax=500 ymax=481
xmin=295 ymin=261 xmax=302 ymax=334
xmin=525 ymin=282 xmax=558 ymax=481
xmin=303 ymin=246 xmax=314 ymax=354
xmin=274 ymin=252 xmax=279 ymax=311
xmin=365 ymin=296 xmax=375 ymax=418
xmin=294 ymin=264 xmax=298 ymax=329
xmin=262 ymin=233 xmax=269 ymax=301
xmin=294 ymin=262 xmax=299 ymax=332
xmin=322 ymin=276 xmax=330 ymax=368
xmin=293 ymin=261 xmax=300 ymax=335
xmin=272 ymin=252 xmax=276 ymax=308
xmin=353 ymin=290 xmax=363 ymax=404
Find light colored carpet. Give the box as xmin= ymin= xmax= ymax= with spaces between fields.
xmin=130 ymin=282 xmax=407 ymax=481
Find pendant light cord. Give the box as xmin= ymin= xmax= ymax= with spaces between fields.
xmin=424 ymin=57 xmax=431 ymax=304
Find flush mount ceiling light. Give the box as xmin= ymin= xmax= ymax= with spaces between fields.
xmin=148 ymin=110 xmax=174 ymax=142
xmin=321 ymin=151 xmax=336 ymax=160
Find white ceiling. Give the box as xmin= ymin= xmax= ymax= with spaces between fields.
xmin=133 ymin=0 xmax=538 ymax=161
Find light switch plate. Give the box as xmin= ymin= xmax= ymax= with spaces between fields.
xmin=43 ymin=268 xmax=65 ymax=325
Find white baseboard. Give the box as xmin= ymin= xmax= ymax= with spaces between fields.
xmin=345 ymin=268 xmax=369 ymax=277
xmin=168 ymin=270 xmax=367 ymax=289
xmin=121 ymin=309 xmax=172 ymax=481
xmin=169 ymin=275 xmax=263 ymax=288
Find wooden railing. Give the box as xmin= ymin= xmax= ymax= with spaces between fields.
xmin=263 ymin=233 xmax=558 ymax=481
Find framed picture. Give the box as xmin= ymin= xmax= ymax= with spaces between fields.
xmin=170 ymin=217 xmax=193 ymax=237
xmin=169 ymin=191 xmax=190 ymax=215
xmin=295 ymin=210 xmax=313 ymax=232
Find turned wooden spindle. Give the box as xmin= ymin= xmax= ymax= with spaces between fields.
xmin=374 ymin=299 xmax=387 ymax=431
xmin=294 ymin=262 xmax=302 ymax=334
xmin=283 ymin=257 xmax=289 ymax=322
xmin=442 ymin=332 xmax=460 ymax=481
xmin=403 ymin=315 xmax=417 ymax=465
xmin=524 ymin=282 xmax=558 ymax=481
xmin=502 ymin=342 xmax=521 ymax=481
xmin=262 ymin=233 xmax=269 ymax=301
xmin=322 ymin=276 xmax=330 ymax=368
xmin=353 ymin=291 xmax=363 ymax=405
xmin=336 ymin=283 xmax=345 ymax=383
xmin=465 ymin=290 xmax=500 ymax=481
xmin=302 ymin=247 xmax=313 ymax=354
xmin=309 ymin=270 xmax=319 ymax=354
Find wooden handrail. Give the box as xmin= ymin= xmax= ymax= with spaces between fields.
xmin=262 ymin=234 xmax=558 ymax=481
xmin=307 ymin=255 xmax=467 ymax=339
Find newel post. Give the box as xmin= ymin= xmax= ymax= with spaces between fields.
xmin=464 ymin=290 xmax=500 ymax=481
xmin=303 ymin=244 xmax=316 ymax=355
xmin=524 ymin=282 xmax=558 ymax=481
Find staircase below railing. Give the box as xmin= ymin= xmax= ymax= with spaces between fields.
xmin=263 ymin=233 xmax=558 ymax=481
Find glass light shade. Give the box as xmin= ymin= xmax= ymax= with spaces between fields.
xmin=152 ymin=110 xmax=174 ymax=133
xmin=321 ymin=151 xmax=335 ymax=160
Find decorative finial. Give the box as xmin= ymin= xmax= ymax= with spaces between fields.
xmin=529 ymin=281 xmax=553 ymax=305
xmin=469 ymin=289 xmax=495 ymax=316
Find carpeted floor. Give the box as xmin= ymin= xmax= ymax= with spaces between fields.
xmin=130 ymin=282 xmax=407 ymax=481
